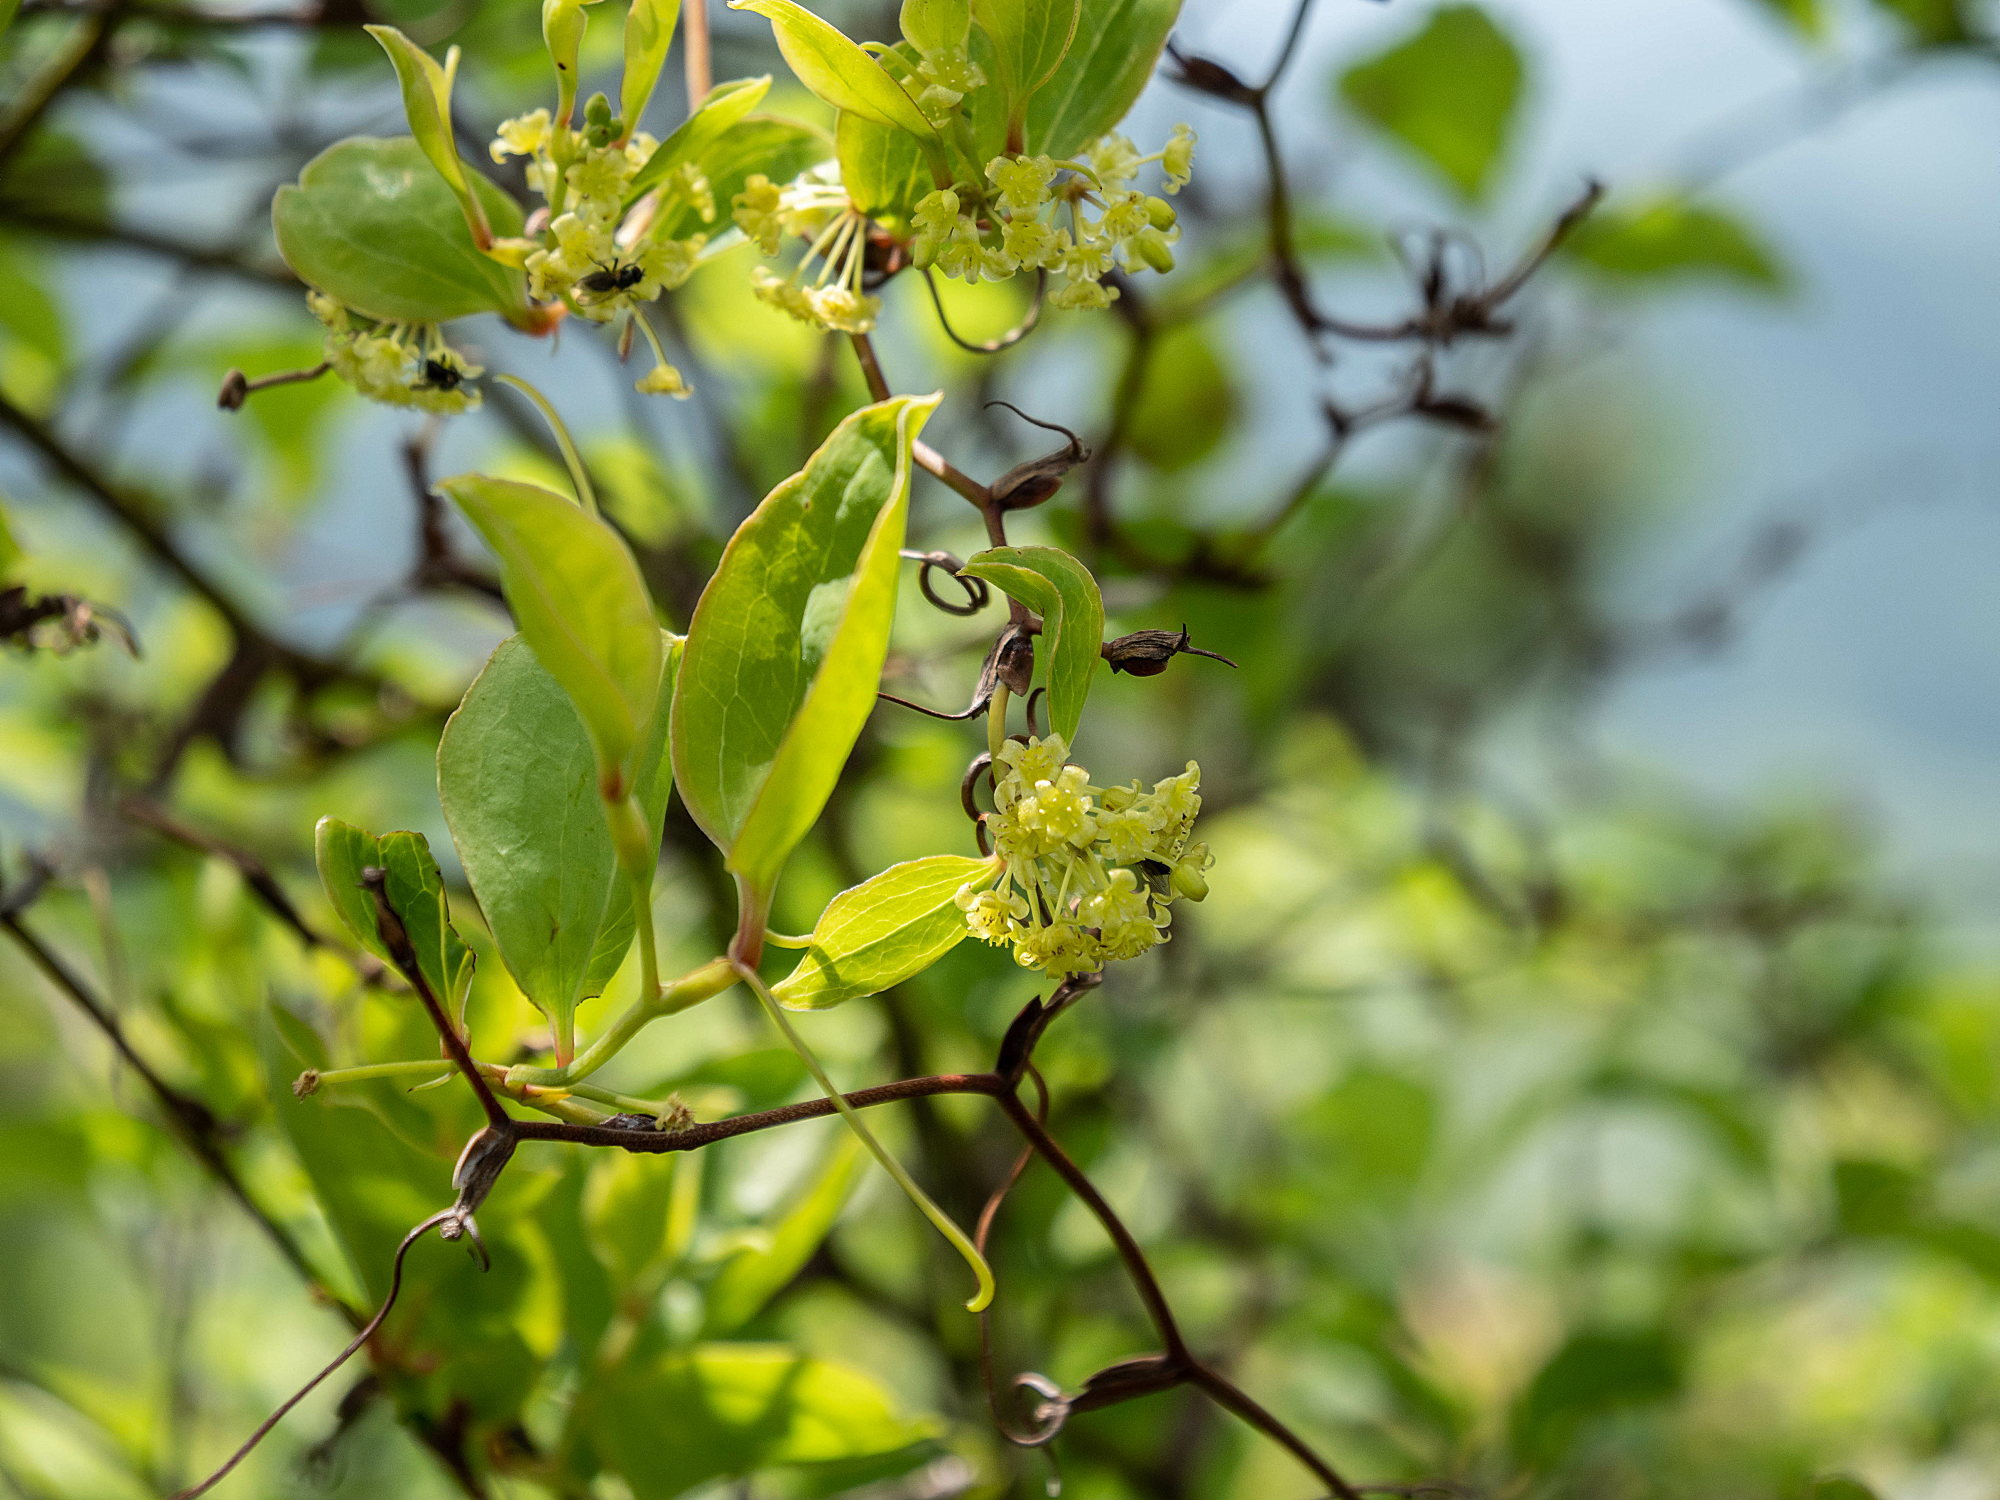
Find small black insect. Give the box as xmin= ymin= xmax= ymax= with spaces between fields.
xmin=601 ymin=1112 xmax=664 ymax=1132
xmin=418 ymin=357 xmax=464 ymax=391
xmin=577 ymin=261 xmax=645 ymax=296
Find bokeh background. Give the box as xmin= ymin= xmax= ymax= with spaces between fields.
xmin=1 ymin=0 xmax=1998 ymax=1495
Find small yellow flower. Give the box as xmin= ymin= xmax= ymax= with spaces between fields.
xmin=986 ymin=153 xmax=1058 ymax=213
xmin=1161 ymin=123 xmax=1196 ymax=195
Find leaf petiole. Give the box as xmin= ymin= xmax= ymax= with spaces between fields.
xmin=493 ymin=373 xmax=599 ymax=516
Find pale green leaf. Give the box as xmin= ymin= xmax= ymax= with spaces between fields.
xmin=273 ymin=137 xmax=527 ymax=325
xmin=672 ymin=394 xmax=939 ymax=896
xmin=771 ymin=854 xmax=996 ymax=1010
xmin=649 ymin=115 xmax=830 ymax=242
xmin=701 ymin=1136 xmax=865 ymax=1333
xmin=835 ymin=71 xmax=934 ymax=221
xmin=729 ymin=0 xmax=938 ymax=140
xmin=365 ymin=26 xmax=492 ymax=244
xmin=622 ymin=0 xmax=684 ymax=128
xmin=436 ymin=474 xmax=664 ymax=795
xmin=592 ymin=1341 xmax=935 ymax=1498
xmin=626 ymin=74 xmax=772 ymax=202
xmin=437 ymin=634 xmax=676 ymax=1044
xmin=1338 ymin=4 xmax=1525 ymax=201
xmin=959 ymin=544 xmax=1103 ymax=744
xmin=314 ymin=817 xmax=474 ymax=1008
xmin=901 ymin=0 xmax=970 ymax=54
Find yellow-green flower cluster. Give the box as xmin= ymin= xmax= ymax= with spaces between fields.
xmin=307 ymin=292 xmax=482 ymax=414
xmin=733 ymin=171 xmax=883 ymax=334
xmin=912 ymin=125 xmax=1195 ymax=311
xmin=957 ymin=734 xmax=1211 ymax=979
xmin=487 ymin=108 xmax=704 ymax=395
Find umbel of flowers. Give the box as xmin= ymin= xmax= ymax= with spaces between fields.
xmin=958 ymin=734 xmax=1212 ymax=979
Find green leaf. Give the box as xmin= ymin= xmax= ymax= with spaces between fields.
xmin=1124 ymin=321 xmax=1236 ymax=472
xmin=584 ymin=1147 xmax=683 ymax=1289
xmin=626 ymin=74 xmax=772 ymax=202
xmin=729 ymin=0 xmax=939 ymax=140
xmin=1513 ymin=1329 xmax=1682 ymax=1462
xmin=0 ymin=503 xmax=19 ymax=580
xmin=1022 ymin=0 xmax=1180 ymax=158
xmin=542 ymin=0 xmax=606 ymax=124
xmin=273 ymin=137 xmax=528 ymax=325
xmin=591 ymin=1340 xmax=935 ymax=1498
xmin=702 ymin=1135 xmax=865 ymax=1333
xmin=437 ymin=635 xmax=676 ymax=1044
xmin=1869 ymin=0 xmax=1975 ymax=45
xmin=1746 ymin=0 xmax=1825 ymax=36
xmin=672 ymin=394 xmax=939 ymax=896
xmin=621 ymin=0 xmax=684 ymax=128
xmin=771 ymin=854 xmax=995 ymax=1010
xmin=959 ymin=544 xmax=1103 ymax=744
xmin=435 ymin=473 xmax=664 ymax=797
xmin=970 ymin=0 xmax=1081 ymax=127
xmin=650 ymin=115 xmax=830 ymax=242
xmin=1808 ymin=1477 xmax=1883 ymax=1500
xmin=836 ymin=107 xmax=933 ymax=222
xmin=0 ymin=237 xmax=64 ymax=366
xmin=364 ymin=26 xmax=493 ymax=245
xmin=902 ymin=0 xmax=970 ymax=55
xmin=1566 ymin=197 xmax=1788 ymax=293
xmin=313 ymin=817 xmax=474 ymax=1008
xmin=1338 ymin=4 xmax=1525 ymax=201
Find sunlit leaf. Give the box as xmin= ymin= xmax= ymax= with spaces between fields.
xmin=274 ymin=137 xmax=528 ymax=325
xmin=650 ymin=115 xmax=830 ymax=242
xmin=772 ymin=854 xmax=996 ymax=1010
xmin=1566 ymin=196 xmax=1788 ymax=293
xmin=702 ymin=1135 xmax=864 ymax=1332
xmin=435 ymin=473 xmax=664 ymax=797
xmin=672 ymin=394 xmax=939 ymax=897
xmin=364 ymin=26 xmax=492 ymax=245
xmin=621 ymin=0 xmax=683 ymax=129
xmin=626 ymin=74 xmax=771 ymax=203
xmin=591 ymin=1338 xmax=936 ymax=1497
xmin=730 ymin=0 xmax=938 ymax=140
xmin=971 ymin=0 xmax=1080 ymax=129
xmin=960 ymin=544 xmax=1103 ymax=743
xmin=437 ymin=634 xmax=676 ymax=1048
xmin=313 ymin=817 xmax=474 ymax=1008
xmin=1338 ymin=4 xmax=1525 ymax=201
xmin=1023 ymin=0 xmax=1180 ymax=159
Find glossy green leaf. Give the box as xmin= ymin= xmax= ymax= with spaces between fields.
xmin=1566 ymin=196 xmax=1789 ymax=293
xmin=971 ymin=0 xmax=1080 ymax=127
xmin=365 ymin=26 xmax=492 ymax=244
xmin=436 ymin=473 xmax=664 ymax=797
xmin=1338 ymin=4 xmax=1525 ymax=201
xmin=702 ymin=1135 xmax=864 ymax=1332
xmin=960 ymin=544 xmax=1103 ymax=743
xmin=591 ymin=1340 xmax=935 ymax=1498
xmin=836 ymin=68 xmax=934 ymax=222
xmin=901 ymin=0 xmax=970 ymax=54
xmin=1022 ymin=0 xmax=1179 ymax=158
xmin=273 ymin=137 xmax=527 ymax=325
xmin=437 ymin=634 xmax=676 ymax=1044
xmin=771 ymin=854 xmax=996 ymax=1010
xmin=621 ymin=0 xmax=683 ymax=129
xmin=672 ymin=394 xmax=939 ymax=895
xmin=729 ymin=0 xmax=938 ymax=140
xmin=314 ymin=817 xmax=474 ymax=1008
xmin=626 ymin=74 xmax=772 ymax=202
xmin=650 ymin=115 xmax=830 ymax=241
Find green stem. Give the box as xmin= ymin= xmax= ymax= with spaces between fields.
xmin=493 ymin=373 xmax=598 ymax=515
xmin=736 ymin=963 xmax=996 ymax=1313
xmin=987 ymin=684 xmax=1010 ymax=763
xmin=507 ymin=956 xmax=736 ymax=1088
xmin=563 ymin=1080 xmax=678 ymax=1114
xmin=314 ymin=1059 xmax=461 ymax=1087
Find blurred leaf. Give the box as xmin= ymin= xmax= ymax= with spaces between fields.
xmin=772 ymin=853 xmax=995 ymax=1009
xmin=1832 ymin=1157 xmax=1924 ymax=1236
xmin=621 ymin=0 xmax=684 ymax=130
xmin=1515 ymin=1330 xmax=1682 ymax=1461
xmin=702 ymin=1134 xmax=865 ymax=1333
xmin=1024 ymin=0 xmax=1180 ymax=159
xmin=672 ymin=394 xmax=938 ymax=897
xmin=0 ymin=502 xmax=19 ymax=579
xmin=1746 ymin=0 xmax=1826 ymax=37
xmin=627 ymin=74 xmax=771 ymax=202
xmin=436 ymin=473 xmax=664 ymax=794
xmin=591 ymin=1339 xmax=935 ymax=1497
xmin=0 ymin=237 xmax=64 ymax=366
xmin=179 ymin=333 xmax=341 ymax=503
xmin=1125 ymin=321 xmax=1237 ymax=472
xmin=585 ymin=1147 xmax=682 ymax=1289
xmin=731 ymin=0 xmax=938 ymax=138
xmin=437 ymin=634 xmax=675 ymax=1046
xmin=1338 ymin=4 xmax=1525 ymax=201
xmin=1566 ymin=195 xmax=1788 ymax=292
xmin=274 ymin=137 xmax=527 ymax=324
xmin=313 ymin=818 xmax=474 ymax=1008
xmin=1870 ymin=0 xmax=1975 ymax=45
xmin=1808 ymin=1479 xmax=1883 ymax=1500
xmin=0 ymin=130 xmax=109 ymax=220
xmin=959 ymin=544 xmax=1104 ymax=743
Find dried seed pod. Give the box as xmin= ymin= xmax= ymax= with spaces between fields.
xmin=1101 ymin=626 xmax=1237 ymax=677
